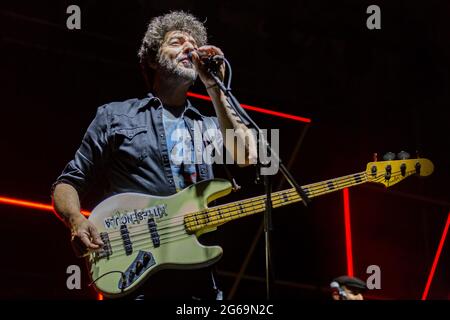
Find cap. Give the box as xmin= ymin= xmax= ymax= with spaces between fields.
xmin=332 ymin=275 xmax=367 ymax=291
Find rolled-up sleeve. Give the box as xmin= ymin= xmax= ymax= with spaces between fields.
xmin=51 ymin=105 xmax=110 ymax=196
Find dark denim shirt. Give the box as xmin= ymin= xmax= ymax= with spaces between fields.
xmin=52 ymin=93 xmax=222 ymax=198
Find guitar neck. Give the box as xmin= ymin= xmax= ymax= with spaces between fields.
xmin=185 ymin=171 xmax=368 ymax=233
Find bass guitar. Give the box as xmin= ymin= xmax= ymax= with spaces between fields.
xmin=87 ymin=156 xmax=433 ymax=298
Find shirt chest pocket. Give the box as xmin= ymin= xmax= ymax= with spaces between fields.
xmin=113 ymin=127 xmax=149 ymax=163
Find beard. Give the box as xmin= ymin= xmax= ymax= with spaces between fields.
xmin=157 ymin=52 xmax=198 ymax=83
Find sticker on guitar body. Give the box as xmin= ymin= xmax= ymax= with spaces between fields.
xmin=103 ymin=204 xmax=168 ymax=230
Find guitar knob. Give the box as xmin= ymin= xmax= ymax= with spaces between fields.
xmin=143 ymin=253 xmax=151 ymax=266
xmin=135 ymin=261 xmax=143 ymax=274
xmin=383 ymin=152 xmax=396 ymax=161
xmin=397 ymin=151 xmax=410 ymax=160
xmin=121 ymin=273 xmax=127 ymax=287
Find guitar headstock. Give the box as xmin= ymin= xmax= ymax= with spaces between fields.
xmin=366 ymin=152 xmax=434 ymax=187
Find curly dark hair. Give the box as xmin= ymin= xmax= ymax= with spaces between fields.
xmin=138 ymin=11 xmax=208 ymax=65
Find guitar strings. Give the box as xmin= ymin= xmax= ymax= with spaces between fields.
xmin=104 ymin=168 xmax=406 ymax=248
xmin=103 ymin=171 xmax=368 ymax=241
xmin=101 ymin=170 xmax=411 ymax=257
xmin=103 ymin=170 xmax=410 ymax=259
xmin=104 ymin=169 xmax=405 ymax=245
xmin=103 ymin=171 xmax=412 ymax=257
xmin=90 ymin=232 xmax=194 ymax=264
xmin=104 ymin=172 xmax=369 ymax=250
xmin=102 ymin=196 xmax=310 ymax=259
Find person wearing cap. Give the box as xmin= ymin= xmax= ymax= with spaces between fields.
xmin=330 ymin=275 xmax=367 ymax=300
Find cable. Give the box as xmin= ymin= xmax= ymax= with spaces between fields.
xmin=88 ymin=270 xmax=126 ymax=293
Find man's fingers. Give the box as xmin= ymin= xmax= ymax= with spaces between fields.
xmin=71 ymin=235 xmax=90 ymax=257
xmin=191 ymin=52 xmax=206 ymax=74
xmin=69 ymin=219 xmax=104 ymax=257
xmin=89 ymin=225 xmax=104 ymax=246
xmin=191 ymin=51 xmax=201 ymax=66
xmin=79 ymin=233 xmax=99 ymax=249
xmin=197 ymin=45 xmax=224 ymax=56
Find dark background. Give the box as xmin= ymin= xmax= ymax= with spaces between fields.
xmin=0 ymin=0 xmax=449 ymax=299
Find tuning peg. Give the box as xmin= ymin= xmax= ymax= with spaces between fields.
xmin=373 ymin=153 xmax=378 ymax=162
xmin=397 ymin=151 xmax=410 ymax=160
xmin=385 ymin=165 xmax=392 ymax=181
xmin=415 ymin=162 xmax=421 ymax=174
xmin=400 ymin=163 xmax=407 ymax=177
xmin=383 ymin=152 xmax=396 ymax=161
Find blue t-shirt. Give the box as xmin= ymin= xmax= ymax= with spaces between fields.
xmin=163 ymin=107 xmax=198 ymax=192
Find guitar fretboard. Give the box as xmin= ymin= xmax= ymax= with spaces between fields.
xmin=184 ymin=171 xmax=368 ymax=233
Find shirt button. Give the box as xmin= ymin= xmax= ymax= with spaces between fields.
xmin=160 ymin=134 xmax=164 ymax=137
xmin=168 ymin=179 xmax=173 ymax=184
xmin=163 ymin=155 xmax=169 ymax=161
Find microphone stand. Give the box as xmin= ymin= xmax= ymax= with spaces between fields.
xmin=204 ymin=57 xmax=311 ymax=300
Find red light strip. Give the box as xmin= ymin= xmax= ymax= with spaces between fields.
xmin=0 ymin=196 xmax=91 ymax=216
xmin=343 ymin=188 xmax=354 ymax=277
xmin=187 ymin=92 xmax=312 ymax=123
xmin=421 ymin=211 xmax=450 ymax=300
xmin=0 ymin=195 xmax=102 ymax=300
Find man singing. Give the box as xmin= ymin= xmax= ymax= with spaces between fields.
xmin=52 ymin=10 xmax=257 ymax=299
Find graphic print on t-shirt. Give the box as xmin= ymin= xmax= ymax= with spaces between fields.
xmin=163 ymin=108 xmax=197 ymax=192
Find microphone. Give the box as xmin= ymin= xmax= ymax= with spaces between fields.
xmin=330 ymin=281 xmax=347 ymax=300
xmin=187 ymin=50 xmax=224 ymax=67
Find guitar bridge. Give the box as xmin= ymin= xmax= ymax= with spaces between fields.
xmin=94 ymin=232 xmax=112 ymax=260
